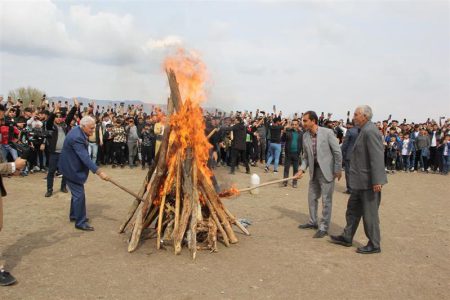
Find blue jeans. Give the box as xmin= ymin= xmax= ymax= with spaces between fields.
xmin=266 ymin=143 xmax=282 ymax=171
xmin=2 ymin=144 xmax=18 ymax=161
xmin=88 ymin=142 xmax=98 ymax=164
xmin=442 ymin=155 xmax=449 ymax=174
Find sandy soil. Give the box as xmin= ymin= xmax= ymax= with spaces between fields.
xmin=0 ymin=164 xmax=449 ymax=299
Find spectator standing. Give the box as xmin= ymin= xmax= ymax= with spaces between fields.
xmin=264 ymin=117 xmax=284 ymax=173
xmin=126 ymin=118 xmax=139 ymax=168
xmin=282 ymin=119 xmax=303 ymax=188
xmin=341 ymin=122 xmax=359 ymax=194
xmin=44 ymin=101 xmax=77 ymax=197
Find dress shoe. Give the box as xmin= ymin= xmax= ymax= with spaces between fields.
xmin=0 ymin=269 xmax=16 ymax=286
xmin=282 ymin=182 xmax=288 ymax=187
xmin=60 ymin=187 xmax=68 ymax=193
xmin=75 ymin=224 xmax=94 ymax=231
xmin=313 ymin=230 xmax=328 ymax=238
xmin=70 ymin=218 xmax=89 ymax=223
xmin=45 ymin=190 xmax=53 ymax=197
xmin=329 ymin=235 xmax=352 ymax=247
xmin=292 ymin=182 xmax=298 ymax=188
xmin=298 ymin=223 xmax=318 ymax=230
xmin=356 ymin=244 xmax=381 ymax=254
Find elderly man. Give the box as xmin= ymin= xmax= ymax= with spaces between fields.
xmin=330 ymin=105 xmax=387 ymax=254
xmin=59 ymin=116 xmax=109 ymax=231
xmin=296 ymin=111 xmax=342 ymax=238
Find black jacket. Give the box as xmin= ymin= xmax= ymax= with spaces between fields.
xmin=45 ymin=106 xmax=77 ymax=153
xmin=283 ymin=129 xmax=303 ymax=155
xmin=231 ymin=123 xmax=246 ymax=150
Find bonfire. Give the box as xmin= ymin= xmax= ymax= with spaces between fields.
xmin=118 ymin=50 xmax=249 ymax=259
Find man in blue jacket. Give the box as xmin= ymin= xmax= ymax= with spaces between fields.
xmin=59 ymin=116 xmax=109 ymax=231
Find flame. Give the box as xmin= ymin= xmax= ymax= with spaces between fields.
xmin=218 ymin=186 xmax=240 ymax=198
xmin=163 ymin=48 xmax=208 ymax=105
xmin=153 ymin=48 xmax=213 ymax=204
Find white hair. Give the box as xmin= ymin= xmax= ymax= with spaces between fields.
xmin=80 ymin=116 xmax=96 ymax=127
xmin=356 ymin=105 xmax=373 ymax=121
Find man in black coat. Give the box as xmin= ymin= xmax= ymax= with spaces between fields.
xmin=282 ymin=119 xmax=303 ymax=187
xmin=340 ymin=121 xmax=359 ymax=194
xmin=230 ymin=117 xmax=250 ymax=175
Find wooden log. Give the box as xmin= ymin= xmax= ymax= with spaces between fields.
xmin=166 ymin=69 xmax=183 ymax=112
xmin=118 ymin=158 xmax=158 ymax=233
xmin=128 ymin=204 xmax=144 ymax=252
xmin=156 ymin=194 xmax=167 ymax=250
xmin=198 ymin=171 xmax=238 ymax=244
xmin=173 ymin=148 xmax=194 ymax=255
xmin=223 ymin=206 xmax=250 ymax=236
xmin=174 ymin=153 xmax=182 ymax=236
xmin=142 ymin=205 xmax=159 ymax=229
xmin=190 ymin=159 xmax=198 ymax=259
xmin=203 ymin=196 xmax=230 ymax=247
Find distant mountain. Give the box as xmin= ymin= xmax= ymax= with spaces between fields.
xmin=48 ymin=96 xmax=221 ymax=114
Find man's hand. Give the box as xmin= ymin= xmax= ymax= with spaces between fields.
xmin=334 ymin=171 xmax=342 ymax=181
xmin=14 ymin=158 xmax=27 ymax=170
xmin=373 ymin=184 xmax=382 ymax=193
xmin=294 ymin=170 xmax=304 ymax=179
xmin=73 ymin=98 xmax=79 ymax=108
xmin=96 ymin=170 xmax=110 ymax=181
xmin=40 ymin=144 xmax=45 ymax=151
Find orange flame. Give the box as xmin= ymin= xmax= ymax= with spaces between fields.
xmin=218 ymin=186 xmax=240 ymax=198
xmin=153 ymin=48 xmax=213 ymax=204
xmin=163 ymin=48 xmax=208 ymax=105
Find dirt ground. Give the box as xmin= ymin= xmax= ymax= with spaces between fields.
xmin=0 ymin=163 xmax=449 ymax=299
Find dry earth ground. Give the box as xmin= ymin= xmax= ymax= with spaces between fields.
xmin=0 ymin=164 xmax=449 ymax=299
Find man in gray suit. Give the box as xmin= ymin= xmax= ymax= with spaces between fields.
xmin=341 ymin=121 xmax=359 ymax=194
xmin=330 ymin=105 xmax=387 ymax=254
xmin=296 ymin=111 xmax=342 ymax=238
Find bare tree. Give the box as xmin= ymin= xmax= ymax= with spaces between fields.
xmin=8 ymin=86 xmax=46 ymax=107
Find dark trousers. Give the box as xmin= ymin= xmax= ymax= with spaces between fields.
xmin=113 ymin=142 xmax=126 ymax=165
xmin=259 ymin=139 xmax=267 ymax=162
xmin=230 ymin=148 xmax=250 ymax=173
xmin=343 ymin=189 xmax=381 ymax=249
xmin=283 ymin=152 xmax=299 ymax=183
xmin=429 ymin=146 xmax=437 ymax=171
xmin=414 ymin=150 xmax=422 ymax=170
xmin=141 ymin=145 xmax=154 ymax=166
xmin=344 ymin=160 xmax=351 ymax=192
xmin=47 ymin=153 xmax=67 ymax=192
xmin=103 ymin=141 xmax=113 ymax=164
xmin=67 ymin=179 xmax=88 ymax=227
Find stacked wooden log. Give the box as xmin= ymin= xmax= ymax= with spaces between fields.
xmin=119 ymin=70 xmax=249 ymax=259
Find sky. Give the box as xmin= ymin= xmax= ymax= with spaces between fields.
xmin=0 ymin=0 xmax=449 ymax=122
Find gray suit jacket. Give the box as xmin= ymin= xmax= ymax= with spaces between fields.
xmin=301 ymin=126 xmax=342 ymax=182
xmin=349 ymin=122 xmax=388 ymax=190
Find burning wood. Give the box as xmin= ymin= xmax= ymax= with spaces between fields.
xmin=120 ymin=51 xmax=249 ymax=258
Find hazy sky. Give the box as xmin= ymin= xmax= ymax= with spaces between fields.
xmin=1 ymin=0 xmax=449 ymax=122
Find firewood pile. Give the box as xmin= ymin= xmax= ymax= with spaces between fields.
xmin=118 ymin=55 xmax=249 ymax=259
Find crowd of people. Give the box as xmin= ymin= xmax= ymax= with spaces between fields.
xmin=1 ymin=95 xmax=449 ymax=285
xmin=1 ymin=96 xmax=449 ymax=192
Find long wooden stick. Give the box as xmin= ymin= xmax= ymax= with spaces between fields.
xmin=237 ymin=175 xmax=299 ymax=194
xmin=107 ymin=177 xmax=146 ymax=202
